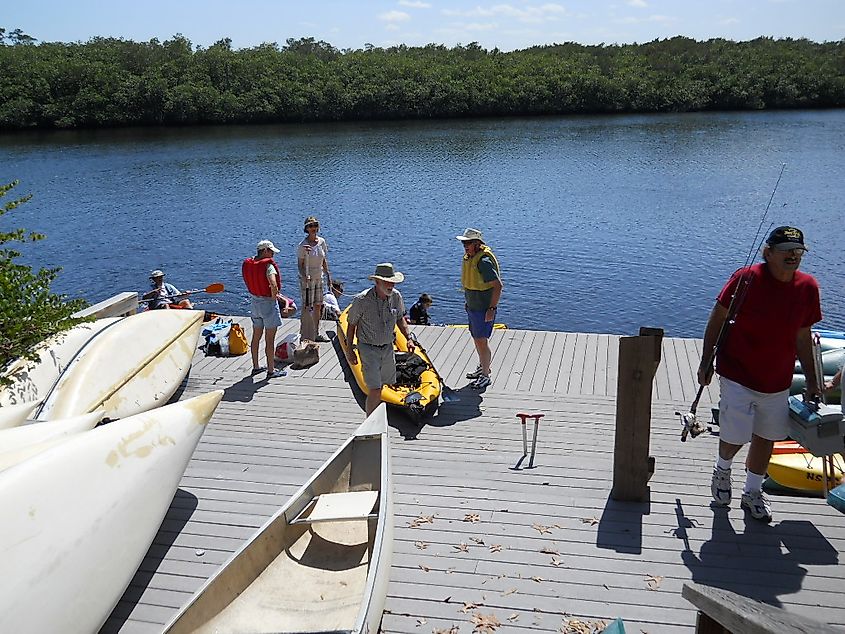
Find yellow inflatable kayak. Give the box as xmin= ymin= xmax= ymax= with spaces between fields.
xmin=337 ymin=308 xmax=441 ymax=420
xmin=767 ymin=453 xmax=845 ymax=493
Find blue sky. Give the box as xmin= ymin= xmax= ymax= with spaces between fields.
xmin=5 ymin=0 xmax=844 ymax=51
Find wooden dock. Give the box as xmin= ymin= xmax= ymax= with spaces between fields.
xmin=102 ymin=319 xmax=845 ymax=634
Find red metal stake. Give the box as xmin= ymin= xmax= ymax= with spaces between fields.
xmin=516 ymin=413 xmax=545 ymax=467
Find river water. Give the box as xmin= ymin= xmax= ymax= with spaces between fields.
xmin=1 ymin=110 xmax=843 ymax=337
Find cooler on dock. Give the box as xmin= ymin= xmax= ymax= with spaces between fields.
xmin=787 ymin=395 xmax=845 ymax=456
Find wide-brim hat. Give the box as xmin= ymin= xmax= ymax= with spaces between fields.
xmin=456 ymin=228 xmax=484 ymax=243
xmin=368 ymin=262 xmax=405 ymax=283
xmin=149 ymin=269 xmax=165 ymax=279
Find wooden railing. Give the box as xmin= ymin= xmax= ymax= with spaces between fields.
xmin=682 ymin=582 xmax=837 ymax=633
xmin=73 ymin=292 xmax=138 ymax=319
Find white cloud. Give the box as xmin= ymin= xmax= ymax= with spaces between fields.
xmin=378 ymin=10 xmax=411 ymax=23
xmin=442 ymin=3 xmax=568 ymax=24
xmin=399 ymin=0 xmax=432 ymax=8
xmin=626 ymin=0 xmax=648 ymax=7
xmin=466 ymin=22 xmax=498 ymax=31
xmin=616 ymin=14 xmax=677 ymax=25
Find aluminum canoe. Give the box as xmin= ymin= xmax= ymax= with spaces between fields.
xmin=162 ymin=404 xmax=393 ymax=634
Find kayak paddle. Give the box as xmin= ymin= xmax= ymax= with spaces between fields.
xmin=141 ymin=282 xmax=225 ymax=302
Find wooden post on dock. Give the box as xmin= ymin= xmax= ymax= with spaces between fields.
xmin=611 ymin=326 xmax=663 ymax=502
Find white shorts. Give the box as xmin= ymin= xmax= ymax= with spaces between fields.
xmin=718 ymin=376 xmax=790 ymax=444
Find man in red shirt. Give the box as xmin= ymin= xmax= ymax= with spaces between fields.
xmin=698 ymin=226 xmax=821 ymax=522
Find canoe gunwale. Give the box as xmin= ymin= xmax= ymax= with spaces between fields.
xmin=161 ymin=405 xmax=393 ymax=634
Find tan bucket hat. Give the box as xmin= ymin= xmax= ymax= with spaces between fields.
xmin=368 ymin=262 xmax=405 ymax=283
xmin=456 ymin=228 xmax=484 ymax=243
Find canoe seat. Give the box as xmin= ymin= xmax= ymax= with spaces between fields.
xmin=291 ymin=490 xmax=379 ymax=524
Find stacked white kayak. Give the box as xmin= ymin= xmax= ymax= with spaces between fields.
xmin=35 ymin=309 xmax=205 ymax=421
xmin=0 ymin=390 xmax=224 ymax=634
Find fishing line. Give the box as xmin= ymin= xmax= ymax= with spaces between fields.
xmin=676 ymin=163 xmax=788 ymax=440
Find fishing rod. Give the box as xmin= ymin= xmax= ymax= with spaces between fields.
xmin=676 ymin=163 xmax=787 ymax=441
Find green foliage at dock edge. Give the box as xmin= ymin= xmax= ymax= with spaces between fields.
xmin=0 ymin=34 xmax=844 ymax=129
xmin=0 ymin=181 xmax=88 ymax=380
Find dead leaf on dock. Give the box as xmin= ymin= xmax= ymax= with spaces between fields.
xmin=501 ymin=587 xmax=518 ymax=596
xmin=415 ymin=541 xmax=429 ymax=550
xmin=446 ymin=567 xmax=456 ymax=574
xmin=532 ymin=523 xmax=553 ymax=534
xmin=463 ymin=513 xmax=481 ymax=523
xmin=470 ymin=611 xmax=502 ymax=633
xmin=470 ymin=536 xmax=485 ymax=545
xmin=433 ymin=626 xmax=458 ymax=634
xmin=461 ymin=601 xmax=480 ymax=613
xmin=409 ymin=514 xmax=435 ymax=528
xmin=415 ymin=617 xmax=427 ymax=627
xmin=580 ymin=517 xmax=600 ymax=526
xmin=540 ymin=546 xmax=560 ymax=555
xmin=453 ymin=542 xmax=470 ymax=553
xmin=645 ymin=574 xmax=664 ymax=590
xmin=418 ymin=564 xmax=431 ymax=572
xmin=489 ymin=544 xmax=503 ymax=553
xmin=531 ymin=576 xmax=544 ymax=583
xmin=507 ymin=613 xmax=519 ymax=622
xmin=551 ymin=557 xmax=563 ymax=567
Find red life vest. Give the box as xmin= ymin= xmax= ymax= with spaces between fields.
xmin=242 ymin=257 xmax=280 ymax=297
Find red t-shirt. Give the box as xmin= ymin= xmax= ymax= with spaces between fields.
xmin=715 ymin=263 xmax=821 ymax=393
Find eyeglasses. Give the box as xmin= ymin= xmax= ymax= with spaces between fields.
xmin=306 ymin=224 xmax=319 ymax=229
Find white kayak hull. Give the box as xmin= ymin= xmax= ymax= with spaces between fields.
xmin=0 ymin=318 xmax=122 ymax=408
xmin=0 ymin=400 xmax=40 ymax=429
xmin=36 ymin=310 xmax=204 ymax=421
xmin=0 ymin=410 xmax=102 ymax=470
xmin=163 ymin=404 xmax=393 ymax=634
xmin=0 ymin=390 xmax=223 ymax=634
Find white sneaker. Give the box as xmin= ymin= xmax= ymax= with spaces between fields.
xmin=466 ymin=365 xmax=484 ymax=379
xmin=741 ymin=490 xmax=772 ymax=522
xmin=711 ymin=467 xmax=732 ymax=506
xmin=470 ymin=374 xmax=492 ymax=389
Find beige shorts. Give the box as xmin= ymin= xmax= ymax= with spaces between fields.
xmin=358 ymin=343 xmax=395 ymax=390
xmin=718 ymin=376 xmax=790 ymax=444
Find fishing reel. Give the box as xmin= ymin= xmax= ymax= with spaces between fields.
xmin=675 ymin=410 xmax=707 ymax=442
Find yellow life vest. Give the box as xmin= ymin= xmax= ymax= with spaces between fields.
xmin=461 ymin=245 xmax=500 ymax=291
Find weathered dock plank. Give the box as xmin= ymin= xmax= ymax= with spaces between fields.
xmin=101 ymin=320 xmax=844 ymax=634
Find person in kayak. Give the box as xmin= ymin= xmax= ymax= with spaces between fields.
xmin=345 ymin=263 xmax=415 ymax=416
xmin=242 ymin=240 xmax=286 ymax=380
xmin=457 ymin=228 xmax=502 ymax=390
xmin=143 ymin=270 xmax=193 ymax=310
xmin=408 ymin=293 xmax=434 ymax=325
xmin=699 ymin=226 xmax=822 ymax=522
xmin=297 ymin=216 xmax=332 ymax=343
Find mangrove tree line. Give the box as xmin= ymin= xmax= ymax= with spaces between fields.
xmin=1 ymin=32 xmax=843 ymax=129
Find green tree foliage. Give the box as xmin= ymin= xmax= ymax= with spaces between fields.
xmin=0 ymin=33 xmax=843 ymax=129
xmin=0 ymin=181 xmax=88 ymax=375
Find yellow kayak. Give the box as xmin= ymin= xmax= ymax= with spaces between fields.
xmin=767 ymin=453 xmax=845 ymax=493
xmin=337 ymin=308 xmax=441 ymax=420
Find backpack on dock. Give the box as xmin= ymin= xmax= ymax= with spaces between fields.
xmin=394 ymin=352 xmax=428 ymax=387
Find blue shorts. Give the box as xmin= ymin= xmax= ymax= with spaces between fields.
xmin=467 ymin=309 xmax=494 ymax=339
xmin=250 ymin=296 xmax=282 ymax=329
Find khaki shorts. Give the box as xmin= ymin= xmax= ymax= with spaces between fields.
xmin=358 ymin=343 xmax=395 ymax=390
xmin=718 ymin=376 xmax=790 ymax=444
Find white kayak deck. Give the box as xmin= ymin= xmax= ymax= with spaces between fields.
xmin=101 ymin=318 xmax=845 ymax=634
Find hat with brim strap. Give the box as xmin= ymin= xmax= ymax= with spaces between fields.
xmin=368 ymin=262 xmax=405 ymax=283
xmin=456 ymin=228 xmax=484 ymax=243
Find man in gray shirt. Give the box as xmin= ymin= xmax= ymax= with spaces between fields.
xmin=345 ymin=263 xmax=415 ymax=416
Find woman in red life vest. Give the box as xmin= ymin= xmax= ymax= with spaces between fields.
xmin=242 ymin=240 xmax=286 ymax=380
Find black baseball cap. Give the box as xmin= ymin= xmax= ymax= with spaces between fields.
xmin=766 ymin=226 xmax=807 ymax=251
